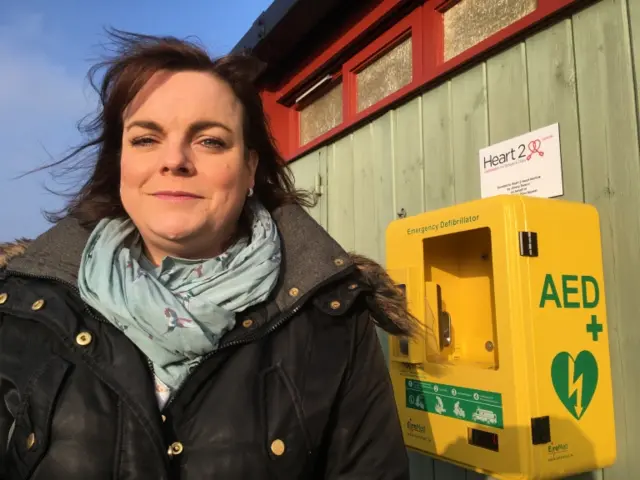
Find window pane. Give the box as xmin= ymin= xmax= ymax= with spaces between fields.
xmin=356 ymin=36 xmax=413 ymax=113
xmin=444 ymin=0 xmax=537 ymax=61
xmin=299 ymin=82 xmax=343 ymax=145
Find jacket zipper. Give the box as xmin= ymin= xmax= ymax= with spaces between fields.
xmin=6 ymin=419 xmax=15 ymax=453
xmin=162 ymin=263 xmax=357 ymax=410
xmin=163 ymin=262 xmax=359 ymax=410
xmin=162 ymin=301 xmax=304 ymax=410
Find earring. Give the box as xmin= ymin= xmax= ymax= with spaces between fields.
xmin=248 ymin=188 xmax=254 ymax=197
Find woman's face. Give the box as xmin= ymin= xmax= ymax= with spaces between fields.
xmin=120 ymin=70 xmax=257 ymax=263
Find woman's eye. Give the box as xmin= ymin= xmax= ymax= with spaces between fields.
xmin=130 ymin=137 xmax=156 ymax=147
xmin=200 ymin=138 xmax=225 ymax=149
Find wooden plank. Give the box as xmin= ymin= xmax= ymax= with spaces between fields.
xmin=391 ymin=97 xmax=433 ymax=479
xmin=466 ymin=471 xmax=495 ymax=480
xmin=433 ymin=458 xmax=467 ymax=480
xmin=527 ymin=15 xmax=599 ymax=480
xmin=486 ymin=43 xmax=530 ymax=143
xmin=419 ymin=88 xmax=453 ymax=480
xmin=317 ymin=146 xmax=329 ymax=230
xmin=450 ymin=64 xmax=488 ymax=203
xmin=327 ymin=135 xmax=355 ymax=251
xmin=439 ymin=62 xmax=489 ymax=480
xmin=525 ymin=19 xmax=584 ymax=202
xmin=573 ymin=0 xmax=640 ymax=478
xmin=289 ymin=150 xmax=323 ymax=225
xmin=422 ymin=82 xmax=456 ymax=211
xmin=418 ymin=65 xmax=488 ymax=480
xmin=393 ymin=97 xmax=425 ymax=217
xmin=628 ymin=0 xmax=640 ymax=131
xmin=410 ymin=451 xmax=436 ymax=480
xmin=352 ymin=124 xmax=379 ymax=260
xmin=370 ymin=111 xmax=396 ymax=265
xmin=368 ymin=112 xmax=396 ymax=362
xmin=563 ymin=472 xmax=602 ymax=480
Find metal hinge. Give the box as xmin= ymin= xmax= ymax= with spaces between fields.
xmin=313 ymin=173 xmax=324 ymax=197
xmin=519 ymin=231 xmax=538 ymax=257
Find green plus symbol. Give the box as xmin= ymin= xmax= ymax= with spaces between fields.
xmin=586 ymin=315 xmax=603 ymax=341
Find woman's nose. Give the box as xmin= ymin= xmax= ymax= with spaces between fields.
xmin=160 ymin=144 xmax=195 ymax=174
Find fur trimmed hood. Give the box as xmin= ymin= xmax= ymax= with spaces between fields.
xmin=0 ymin=239 xmax=31 ymax=268
xmin=0 ymin=235 xmax=418 ymax=338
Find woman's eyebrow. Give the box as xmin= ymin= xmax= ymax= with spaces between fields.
xmin=187 ymin=120 xmax=233 ymax=135
xmin=125 ymin=120 xmax=164 ymax=133
xmin=124 ymin=119 xmax=233 ymax=135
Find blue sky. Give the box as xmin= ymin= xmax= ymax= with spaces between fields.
xmin=0 ymin=0 xmax=274 ymax=241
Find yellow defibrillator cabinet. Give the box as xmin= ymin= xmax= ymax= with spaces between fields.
xmin=386 ymin=195 xmax=616 ymax=480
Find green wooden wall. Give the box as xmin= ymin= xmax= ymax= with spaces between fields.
xmin=289 ymin=0 xmax=639 ymax=478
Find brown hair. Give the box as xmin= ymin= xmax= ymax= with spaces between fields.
xmin=41 ymin=28 xmax=313 ymax=226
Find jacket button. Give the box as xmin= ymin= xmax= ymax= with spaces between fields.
xmin=348 ymin=283 xmax=358 ymax=290
xmin=288 ymin=287 xmax=299 ymax=297
xmin=270 ymin=439 xmax=285 ymax=456
xmin=330 ymin=300 xmax=341 ymax=310
xmin=334 ymin=258 xmax=345 ymax=266
xmin=168 ymin=441 xmax=184 ymax=456
xmin=161 ymin=415 xmax=167 ymax=423
xmin=26 ymin=432 xmax=36 ymax=450
xmin=75 ymin=332 xmax=93 ymax=346
xmin=0 ymin=293 xmax=7 ymax=304
xmin=242 ymin=319 xmax=254 ymax=328
xmin=31 ymin=299 xmax=45 ymax=311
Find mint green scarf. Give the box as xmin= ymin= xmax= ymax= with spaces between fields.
xmin=77 ymin=199 xmax=281 ymax=392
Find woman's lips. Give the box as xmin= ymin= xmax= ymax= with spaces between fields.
xmin=152 ymin=191 xmax=203 ymax=201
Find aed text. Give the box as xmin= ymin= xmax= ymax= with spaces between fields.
xmin=539 ymin=274 xmax=604 ymax=342
xmin=539 ymin=274 xmax=599 ymax=309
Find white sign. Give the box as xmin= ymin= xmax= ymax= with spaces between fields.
xmin=478 ymin=123 xmax=563 ymax=199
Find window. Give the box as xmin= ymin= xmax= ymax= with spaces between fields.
xmin=299 ymin=82 xmax=343 ymax=145
xmin=443 ymin=0 xmax=538 ymax=61
xmin=261 ymin=0 xmax=581 ymax=160
xmin=355 ymin=35 xmax=413 ymax=113
xmin=291 ymin=11 xmax=420 ymax=147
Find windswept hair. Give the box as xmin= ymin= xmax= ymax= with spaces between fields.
xmin=38 ymin=28 xmax=313 ymax=226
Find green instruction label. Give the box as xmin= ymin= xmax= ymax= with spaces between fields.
xmin=405 ymin=379 xmax=504 ymax=429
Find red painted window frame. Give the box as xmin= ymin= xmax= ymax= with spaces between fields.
xmin=263 ymin=0 xmax=582 ymax=162
xmin=289 ymin=7 xmax=424 ymax=156
xmin=344 ymin=10 xmax=424 ymax=127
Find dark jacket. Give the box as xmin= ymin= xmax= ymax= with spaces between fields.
xmin=0 ymin=204 xmax=414 ymax=479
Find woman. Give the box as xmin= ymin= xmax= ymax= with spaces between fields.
xmin=0 ymin=30 xmax=415 ymax=479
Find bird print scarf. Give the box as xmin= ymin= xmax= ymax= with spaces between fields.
xmin=77 ymin=199 xmax=282 ymax=402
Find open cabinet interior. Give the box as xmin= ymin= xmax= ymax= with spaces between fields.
xmin=423 ymin=227 xmax=499 ymax=370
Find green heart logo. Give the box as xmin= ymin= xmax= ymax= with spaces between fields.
xmin=551 ymin=351 xmax=598 ymax=420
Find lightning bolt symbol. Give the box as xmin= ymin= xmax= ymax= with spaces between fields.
xmin=568 ymin=360 xmax=584 ymax=418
